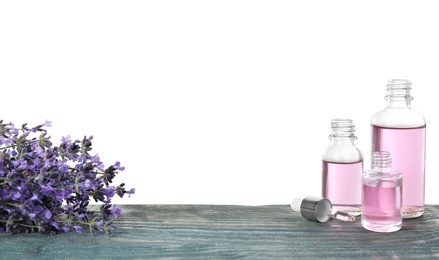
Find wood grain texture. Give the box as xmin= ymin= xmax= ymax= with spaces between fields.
xmin=1 ymin=205 xmax=439 ymax=259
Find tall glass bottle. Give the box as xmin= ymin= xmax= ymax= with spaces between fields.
xmin=371 ymin=79 xmax=426 ymax=218
xmin=322 ymin=118 xmax=363 ymax=216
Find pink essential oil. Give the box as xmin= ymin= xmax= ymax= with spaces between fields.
xmin=372 ymin=125 xmax=425 ymax=218
xmin=371 ymin=79 xmax=426 ymax=218
xmin=322 ymin=160 xmax=363 ymax=215
xmin=322 ymin=119 xmax=363 ymax=216
xmin=362 ymin=151 xmax=402 ymax=233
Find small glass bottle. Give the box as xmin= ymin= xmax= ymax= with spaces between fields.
xmin=322 ymin=118 xmax=363 ymax=216
xmin=362 ymin=151 xmax=402 ymax=233
xmin=371 ymin=79 xmax=426 ymax=218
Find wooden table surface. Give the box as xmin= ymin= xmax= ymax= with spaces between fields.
xmin=1 ymin=204 xmax=439 ymax=259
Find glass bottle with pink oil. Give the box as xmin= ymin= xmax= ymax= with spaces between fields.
xmin=362 ymin=151 xmax=402 ymax=232
xmin=371 ymin=79 xmax=426 ymax=218
xmin=322 ymin=119 xmax=363 ymax=216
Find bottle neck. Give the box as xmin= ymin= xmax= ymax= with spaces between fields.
xmin=371 ymin=151 xmax=392 ymax=173
xmin=329 ymin=119 xmax=357 ymax=144
xmin=385 ymin=79 xmax=413 ymax=108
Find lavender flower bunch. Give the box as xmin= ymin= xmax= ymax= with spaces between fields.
xmin=0 ymin=120 xmax=134 ymax=236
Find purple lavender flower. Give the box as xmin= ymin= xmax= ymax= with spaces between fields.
xmin=43 ymin=120 xmax=52 ymax=127
xmin=0 ymin=120 xmax=134 ymax=236
xmin=114 ymin=161 xmax=125 ymax=171
xmin=61 ymin=135 xmax=71 ymax=144
xmin=81 ymin=179 xmax=93 ymax=190
xmin=73 ymin=225 xmax=83 ymax=233
xmin=0 ymin=136 xmax=13 ymax=146
xmin=116 ymin=184 xmax=136 ymax=198
xmin=43 ymin=209 xmax=52 ymax=220
xmin=103 ymin=186 xmax=116 ymax=199
xmin=111 ymin=205 xmax=122 ymax=218
xmin=60 ymin=225 xmax=70 ymax=233
xmin=90 ymin=154 xmax=104 ymax=171
xmin=41 ymin=185 xmax=55 ymax=196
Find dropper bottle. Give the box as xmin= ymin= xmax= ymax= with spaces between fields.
xmin=291 ymin=195 xmax=356 ymax=223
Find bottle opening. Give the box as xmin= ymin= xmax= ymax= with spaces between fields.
xmin=372 ymin=151 xmax=392 ymax=169
xmin=386 ymin=79 xmax=412 ymax=90
xmin=385 ymin=79 xmax=413 ymax=103
xmin=330 ymin=118 xmax=356 ymax=139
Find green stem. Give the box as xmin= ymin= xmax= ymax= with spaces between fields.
xmin=0 ymin=220 xmax=38 ymax=229
xmin=19 ymin=223 xmax=38 ymax=229
xmin=6 ymin=203 xmax=22 ymax=208
xmin=0 ymin=145 xmax=16 ymax=150
xmin=58 ymin=219 xmax=90 ymax=225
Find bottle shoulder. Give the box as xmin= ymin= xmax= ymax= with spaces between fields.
xmin=371 ymin=107 xmax=426 ymax=128
xmin=322 ymin=144 xmax=363 ymax=163
xmin=363 ymin=169 xmax=403 ymax=178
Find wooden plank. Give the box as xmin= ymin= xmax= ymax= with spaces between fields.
xmin=1 ymin=205 xmax=439 ymax=259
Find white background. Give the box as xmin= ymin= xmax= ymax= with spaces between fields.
xmin=1 ymin=1 xmax=438 ymax=205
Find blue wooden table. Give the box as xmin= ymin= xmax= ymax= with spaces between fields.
xmin=1 ymin=204 xmax=438 ymax=259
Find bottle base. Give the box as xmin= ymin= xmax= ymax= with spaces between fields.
xmin=402 ymin=207 xmax=424 ymax=219
xmin=332 ymin=205 xmax=361 ymax=216
xmin=361 ymin=218 xmax=402 ymax=233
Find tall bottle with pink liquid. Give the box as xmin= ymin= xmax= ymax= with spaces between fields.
xmin=371 ymin=79 xmax=426 ymax=218
xmin=322 ymin=119 xmax=363 ymax=216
